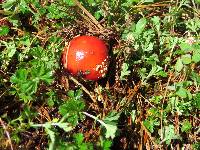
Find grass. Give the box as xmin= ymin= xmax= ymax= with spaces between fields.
xmin=0 ymin=0 xmax=200 ymax=149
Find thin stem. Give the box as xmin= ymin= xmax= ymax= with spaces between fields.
xmin=69 ymin=76 xmax=97 ymax=103
xmin=0 ymin=118 xmax=13 ymax=150
xmin=30 ymin=122 xmax=64 ymax=127
xmin=72 ymin=0 xmax=104 ymax=30
xmin=160 ymin=72 xmax=172 ymax=141
xmin=82 ymin=112 xmax=106 ymax=127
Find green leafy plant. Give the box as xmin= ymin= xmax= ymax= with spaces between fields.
xmin=83 ymin=111 xmax=120 ymax=139
xmin=0 ymin=0 xmax=199 ymax=149
xmin=10 ymin=63 xmax=53 ymax=102
xmin=59 ymin=89 xmax=85 ymax=126
xmin=120 ymin=63 xmax=131 ymax=80
xmin=159 ymin=125 xmax=180 ymax=145
xmin=0 ymin=26 xmax=10 ymax=36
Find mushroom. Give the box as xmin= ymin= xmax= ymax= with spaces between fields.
xmin=62 ymin=35 xmax=109 ymax=80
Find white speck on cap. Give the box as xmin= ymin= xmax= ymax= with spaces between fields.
xmin=76 ymin=51 xmax=84 ymax=61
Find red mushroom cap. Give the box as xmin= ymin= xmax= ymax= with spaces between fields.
xmin=62 ymin=35 xmax=109 ymax=80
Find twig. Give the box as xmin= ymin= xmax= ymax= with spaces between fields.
xmin=140 ymin=94 xmax=156 ymax=108
xmin=132 ymin=3 xmax=171 ymax=9
xmin=69 ymin=76 xmax=97 ymax=103
xmin=0 ymin=89 xmax=8 ymax=99
xmin=160 ymin=72 xmax=172 ymax=141
xmin=0 ymin=118 xmax=14 ymax=150
xmin=82 ymin=112 xmax=106 ymax=127
xmin=141 ymin=121 xmax=159 ymax=149
xmin=72 ymin=0 xmax=104 ymax=30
